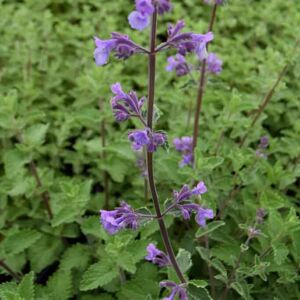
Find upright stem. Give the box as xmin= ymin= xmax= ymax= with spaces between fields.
xmin=99 ymin=99 xmax=110 ymax=209
xmin=239 ymin=39 xmax=299 ymax=147
xmin=192 ymin=4 xmax=218 ymax=151
xmin=0 ymin=260 xmax=22 ymax=281
xmin=14 ymin=128 xmax=52 ymax=219
xmin=146 ymin=9 xmax=186 ymax=284
xmin=239 ymin=64 xmax=289 ymax=147
xmin=29 ymin=162 xmax=53 ymax=219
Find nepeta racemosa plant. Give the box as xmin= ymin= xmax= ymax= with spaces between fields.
xmin=94 ymin=0 xmax=215 ymax=297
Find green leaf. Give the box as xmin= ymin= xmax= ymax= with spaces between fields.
xmin=3 ymin=149 xmax=31 ymax=178
xmin=46 ymin=270 xmax=72 ymax=300
xmin=260 ymin=191 xmax=286 ymax=209
xmin=189 ymin=280 xmax=208 ymax=288
xmin=0 ymin=282 xmax=18 ymax=300
xmin=60 ymin=244 xmax=91 ymax=271
xmin=81 ymin=216 xmax=103 ymax=239
xmin=197 ymin=156 xmax=224 ymax=172
xmin=187 ymin=285 xmax=212 ymax=300
xmin=18 ymin=272 xmax=35 ymax=300
xmin=196 ymin=221 xmax=225 ymax=238
xmin=196 ymin=246 xmax=211 ymax=262
xmin=176 ymin=248 xmax=192 ymax=274
xmin=273 ymin=244 xmax=289 ymax=265
xmin=23 ymin=123 xmax=49 ymax=147
xmin=231 ymin=282 xmax=251 ymax=300
xmin=117 ymin=264 xmax=159 ymax=300
xmin=3 ymin=229 xmax=42 ymax=256
xmin=80 ymin=262 xmax=119 ymax=291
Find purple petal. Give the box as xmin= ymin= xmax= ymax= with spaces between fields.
xmin=128 ymin=11 xmax=150 ymax=31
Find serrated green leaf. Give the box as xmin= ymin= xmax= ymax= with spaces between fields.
xmin=80 ymin=262 xmax=119 ymax=291
xmin=3 ymin=229 xmax=42 ymax=256
xmin=23 ymin=123 xmax=49 ymax=147
xmin=176 ymin=248 xmax=192 ymax=274
xmin=187 ymin=285 xmax=212 ymax=300
xmin=18 ymin=271 xmax=35 ymax=300
xmin=47 ymin=270 xmax=72 ymax=300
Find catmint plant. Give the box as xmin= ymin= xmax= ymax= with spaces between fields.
xmin=94 ymin=0 xmax=215 ymax=296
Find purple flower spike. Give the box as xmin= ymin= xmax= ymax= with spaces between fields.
xmin=195 ymin=207 xmax=214 ymax=227
xmin=192 ymin=32 xmax=214 ymax=60
xmin=160 ymin=281 xmax=188 ymax=300
xmin=100 ymin=201 xmax=139 ymax=234
xmin=173 ymin=136 xmax=193 ymax=167
xmin=145 ymin=243 xmax=170 ymax=267
xmin=111 ymin=83 xmax=145 ymax=122
xmin=192 ymin=181 xmax=208 ymax=195
xmin=166 ymin=54 xmax=190 ymax=76
xmin=206 ymin=53 xmax=223 ymax=74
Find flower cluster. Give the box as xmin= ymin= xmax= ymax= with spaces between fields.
xmin=100 ymin=201 xmax=139 ymax=234
xmin=111 ymin=83 xmax=145 ymax=122
xmin=160 ymin=281 xmax=188 ymax=300
xmin=145 ymin=243 xmax=170 ymax=267
xmin=128 ymin=129 xmax=166 ymax=152
xmin=165 ymin=20 xmax=223 ymax=77
xmin=94 ymin=33 xmax=146 ymax=66
xmin=170 ymin=181 xmax=214 ymax=227
xmin=206 ymin=53 xmax=223 ymax=74
xmin=166 ymin=54 xmax=190 ymax=77
xmin=128 ymin=0 xmax=172 ymax=31
xmin=173 ymin=136 xmax=194 ymax=167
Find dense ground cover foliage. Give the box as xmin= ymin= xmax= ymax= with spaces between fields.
xmin=0 ymin=0 xmax=300 ymax=299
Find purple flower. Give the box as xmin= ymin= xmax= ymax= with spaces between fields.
xmin=128 ymin=11 xmax=151 ymax=31
xmin=259 ymin=136 xmax=269 ymax=149
xmin=192 ymin=32 xmax=214 ymax=60
xmin=195 ymin=207 xmax=214 ymax=227
xmin=94 ymin=33 xmax=140 ymax=66
xmin=100 ymin=201 xmax=139 ymax=234
xmin=192 ymin=181 xmax=208 ymax=195
xmin=128 ymin=129 xmax=150 ymax=151
xmin=128 ymin=129 xmax=167 ymax=152
xmin=145 ymin=243 xmax=170 ymax=267
xmin=173 ymin=136 xmax=193 ymax=167
xmin=128 ymin=0 xmax=172 ymax=30
xmin=206 ymin=53 xmax=223 ymax=74
xmin=160 ymin=281 xmax=188 ymax=300
xmin=166 ymin=21 xmax=214 ymax=60
xmin=173 ymin=181 xmax=207 ymax=203
xmin=204 ymin=0 xmax=224 ymax=5
xmin=157 ymin=0 xmax=172 ymax=15
xmin=166 ymin=54 xmax=190 ymax=76
xmin=111 ymin=83 xmax=145 ymax=122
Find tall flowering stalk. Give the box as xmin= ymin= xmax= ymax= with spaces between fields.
xmin=192 ymin=1 xmax=221 ymax=152
xmin=94 ymin=0 xmax=215 ymax=296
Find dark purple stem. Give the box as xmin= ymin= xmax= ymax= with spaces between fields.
xmin=146 ymin=9 xmax=186 ymax=284
xmin=99 ymin=99 xmax=110 ymax=209
xmin=192 ymin=4 xmax=218 ymax=151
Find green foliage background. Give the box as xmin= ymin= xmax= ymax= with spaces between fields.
xmin=0 ymin=0 xmax=300 ymax=299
